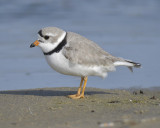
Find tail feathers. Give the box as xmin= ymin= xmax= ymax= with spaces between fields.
xmin=125 ymin=60 xmax=141 ymax=67
xmin=125 ymin=60 xmax=141 ymax=72
xmin=114 ymin=59 xmax=141 ymax=72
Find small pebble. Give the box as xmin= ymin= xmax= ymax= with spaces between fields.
xmin=108 ymin=101 xmax=120 ymax=103
xmin=150 ymin=96 xmax=156 ymax=100
xmin=91 ymin=110 xmax=95 ymax=113
xmin=99 ymin=122 xmax=114 ymax=127
xmin=140 ymin=110 xmax=144 ymax=114
xmin=140 ymin=90 xmax=144 ymax=94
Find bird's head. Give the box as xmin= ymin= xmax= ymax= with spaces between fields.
xmin=30 ymin=27 xmax=66 ymax=53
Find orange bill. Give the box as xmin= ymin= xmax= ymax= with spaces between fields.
xmin=33 ymin=40 xmax=39 ymax=46
xmin=30 ymin=40 xmax=39 ymax=48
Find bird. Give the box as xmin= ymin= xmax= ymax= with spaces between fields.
xmin=30 ymin=27 xmax=141 ymax=99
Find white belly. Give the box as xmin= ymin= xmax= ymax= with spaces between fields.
xmin=44 ymin=52 xmax=108 ymax=78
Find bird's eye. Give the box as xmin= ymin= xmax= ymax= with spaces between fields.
xmin=44 ymin=36 xmax=49 ymax=40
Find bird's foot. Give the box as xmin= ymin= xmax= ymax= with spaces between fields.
xmin=68 ymin=94 xmax=84 ymax=99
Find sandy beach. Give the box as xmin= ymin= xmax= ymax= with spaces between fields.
xmin=0 ymin=1 xmax=159 ymax=128
xmin=0 ymin=87 xmax=160 ymax=128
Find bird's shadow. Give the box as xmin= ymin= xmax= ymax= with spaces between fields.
xmin=0 ymin=88 xmax=116 ymax=97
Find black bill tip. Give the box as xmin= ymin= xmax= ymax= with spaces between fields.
xmin=30 ymin=43 xmax=35 ymax=48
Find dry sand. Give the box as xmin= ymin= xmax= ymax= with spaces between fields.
xmin=0 ymin=87 xmax=160 ymax=128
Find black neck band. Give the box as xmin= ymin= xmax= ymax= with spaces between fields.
xmin=43 ymin=33 xmax=67 ymax=55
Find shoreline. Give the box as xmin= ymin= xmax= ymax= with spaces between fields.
xmin=0 ymin=87 xmax=160 ymax=128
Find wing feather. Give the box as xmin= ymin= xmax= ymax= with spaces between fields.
xmin=63 ymin=32 xmax=119 ymax=66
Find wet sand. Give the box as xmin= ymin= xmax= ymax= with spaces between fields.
xmin=0 ymin=87 xmax=160 ymax=128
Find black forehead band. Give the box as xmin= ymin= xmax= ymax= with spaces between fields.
xmin=38 ymin=30 xmax=43 ymax=37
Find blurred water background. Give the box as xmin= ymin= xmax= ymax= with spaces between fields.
xmin=0 ymin=0 xmax=160 ymax=90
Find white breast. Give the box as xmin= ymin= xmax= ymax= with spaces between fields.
xmin=44 ymin=51 xmax=108 ymax=78
xmin=45 ymin=51 xmax=71 ymax=75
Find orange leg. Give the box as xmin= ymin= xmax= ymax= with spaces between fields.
xmin=68 ymin=76 xmax=88 ymax=99
xmin=77 ymin=77 xmax=84 ymax=95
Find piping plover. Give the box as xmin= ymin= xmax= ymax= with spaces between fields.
xmin=30 ymin=27 xmax=141 ymax=99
